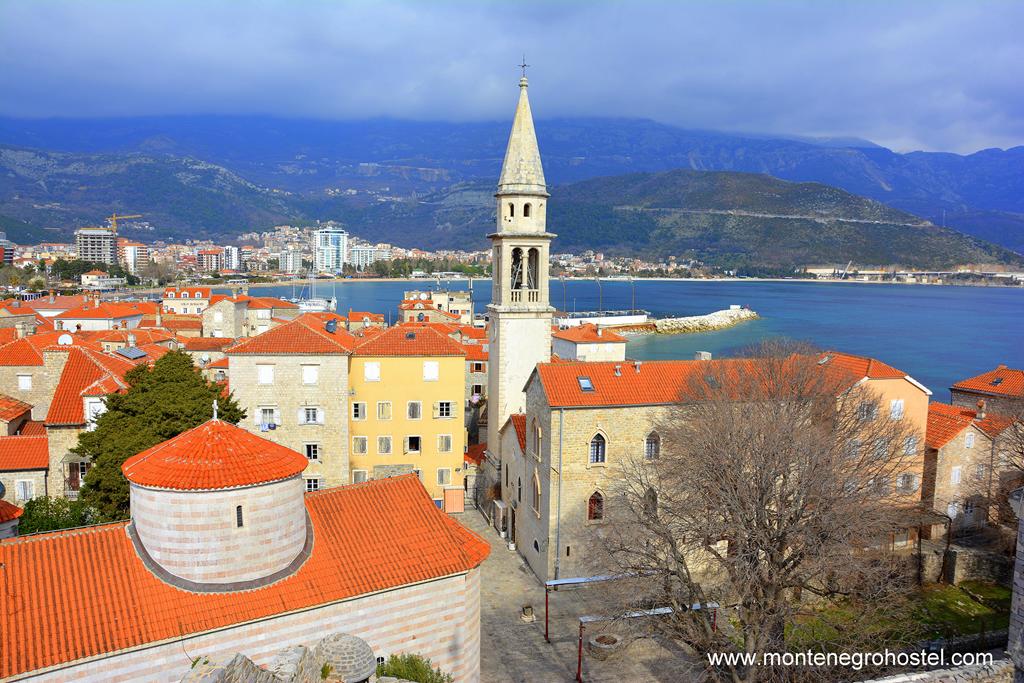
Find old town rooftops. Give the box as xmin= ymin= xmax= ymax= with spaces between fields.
xmin=122 ymin=419 xmax=309 ymax=491
xmin=0 ymin=435 xmax=49 ymax=471
xmin=351 ymin=325 xmax=466 ymax=357
xmin=226 ymin=316 xmax=356 ymax=355
xmin=531 ymin=352 xmax=926 ymax=409
xmin=952 ymin=365 xmax=1024 ymax=398
xmin=552 ymin=323 xmax=627 ymax=344
xmin=926 ymin=402 xmax=1015 ymax=450
xmin=0 ymin=475 xmax=489 ymax=680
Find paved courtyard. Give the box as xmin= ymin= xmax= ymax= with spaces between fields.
xmin=459 ymin=510 xmax=702 ymax=682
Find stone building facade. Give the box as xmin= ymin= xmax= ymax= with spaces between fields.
xmin=951 ymin=365 xmax=1023 ymax=417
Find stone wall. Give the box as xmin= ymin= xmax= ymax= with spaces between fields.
xmin=859 ymin=659 xmax=1013 ymax=682
xmin=650 ymin=308 xmax=758 ymax=334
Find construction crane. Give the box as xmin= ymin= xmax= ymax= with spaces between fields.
xmin=106 ymin=213 xmax=142 ymax=233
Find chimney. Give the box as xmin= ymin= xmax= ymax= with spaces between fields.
xmin=613 ymin=364 xmax=621 ymax=376
xmin=15 ymin=321 xmax=30 ymax=339
xmin=634 ymin=360 xmax=642 ymax=374
xmin=695 ymin=351 xmax=713 ymax=361
xmin=75 ymin=323 xmax=82 ymax=333
xmin=49 ymin=290 xmax=56 ymax=304
xmin=156 ymin=307 xmax=163 ymax=327
xmin=127 ymin=333 xmax=137 ymax=348
xmin=597 ymin=327 xmax=603 ymax=337
xmin=976 ymin=399 xmax=987 ymax=420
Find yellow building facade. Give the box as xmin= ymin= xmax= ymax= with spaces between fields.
xmin=348 ymin=326 xmax=467 ymax=504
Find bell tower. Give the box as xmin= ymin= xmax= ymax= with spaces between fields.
xmin=486 ymin=73 xmax=554 ymax=460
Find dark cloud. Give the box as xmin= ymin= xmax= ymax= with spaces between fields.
xmin=1 ymin=0 xmax=1021 ymax=152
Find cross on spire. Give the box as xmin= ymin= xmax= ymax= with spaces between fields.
xmin=519 ymin=55 xmax=530 ymax=78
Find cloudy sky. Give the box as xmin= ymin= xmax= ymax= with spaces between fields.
xmin=1 ymin=1 xmax=1021 ymax=153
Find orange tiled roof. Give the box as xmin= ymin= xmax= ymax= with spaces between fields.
xmin=347 ymin=310 xmax=385 ymax=322
xmin=952 ymin=365 xmax=1024 ymax=398
xmin=0 ymin=499 xmax=22 ymax=523
xmin=352 ymin=325 xmax=467 ymax=357
xmin=0 ymin=394 xmax=31 ymax=422
xmin=0 ymin=328 xmax=17 ymax=346
xmin=82 ymin=269 xmax=107 ymax=276
xmin=17 ymin=420 xmax=46 ymax=436
xmin=162 ymin=287 xmax=211 ymax=299
xmin=22 ymin=295 xmax=90 ymax=312
xmin=181 ymin=337 xmax=235 ymax=351
xmin=54 ymin=302 xmax=154 ymax=321
xmin=464 ymin=344 xmax=488 ymax=362
xmin=817 ymin=351 xmax=905 ymax=379
xmin=507 ymin=414 xmax=527 ymax=451
xmin=552 ymin=323 xmax=627 ymax=344
xmin=138 ymin=314 xmax=203 ymax=331
xmin=465 ymin=442 xmax=486 ymax=467
xmin=45 ymin=348 xmax=136 ymax=425
xmin=0 ymin=435 xmax=49 ymax=471
xmin=294 ymin=311 xmax=347 ymax=324
xmin=122 ymin=420 xmax=309 ymax=490
xmin=0 ymin=331 xmax=98 ymax=367
xmin=926 ymin=402 xmax=976 ymax=450
xmin=0 ymin=475 xmax=489 ymax=679
xmin=227 ymin=317 xmax=355 ymax=355
xmin=206 ymin=357 xmax=229 ymax=369
xmin=90 ymin=329 xmax=174 ymax=345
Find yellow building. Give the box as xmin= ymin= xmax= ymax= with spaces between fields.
xmin=348 ymin=325 xmax=467 ymax=507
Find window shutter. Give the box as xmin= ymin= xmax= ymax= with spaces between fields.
xmin=317 ymin=408 xmax=325 ymax=424
xmin=432 ymin=402 xmax=440 ymax=418
xmin=273 ymin=408 xmax=281 ymax=425
xmin=68 ymin=462 xmax=79 ymax=489
xmin=297 ymin=408 xmax=306 ymax=424
xmin=404 ymin=436 xmax=410 ymax=453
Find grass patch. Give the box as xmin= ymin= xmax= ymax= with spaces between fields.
xmin=958 ymin=580 xmax=1012 ymax=611
xmin=915 ymin=584 xmax=1007 ymax=637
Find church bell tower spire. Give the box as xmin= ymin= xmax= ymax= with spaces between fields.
xmin=486 ymin=70 xmax=555 ymax=462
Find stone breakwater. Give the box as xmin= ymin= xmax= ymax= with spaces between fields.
xmin=615 ymin=307 xmax=759 ymax=335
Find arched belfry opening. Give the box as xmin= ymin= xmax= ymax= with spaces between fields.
xmin=510 ymin=247 xmax=524 ymax=290
xmin=527 ymin=248 xmax=539 ymax=290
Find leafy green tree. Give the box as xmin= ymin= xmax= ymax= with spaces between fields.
xmin=78 ymin=350 xmax=245 ymax=521
xmin=376 ymin=654 xmax=453 ymax=683
xmin=18 ymin=496 xmax=96 ymax=534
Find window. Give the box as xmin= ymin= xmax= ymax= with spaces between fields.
xmin=352 ymin=402 xmax=366 ymax=420
xmin=305 ymin=478 xmax=321 ymax=492
xmin=438 ymin=434 xmax=452 ymax=453
xmin=857 ymin=401 xmax=877 ymax=421
xmin=259 ymin=407 xmax=279 ymax=427
xmin=524 ymin=203 xmax=532 ymax=218
xmin=405 ymin=435 xmax=421 ymax=453
xmin=423 ymin=361 xmax=440 ymax=381
xmin=589 ymin=434 xmax=606 ymax=464
xmin=181 ymin=291 xmax=190 ymax=298
xmin=531 ymin=472 xmax=541 ymax=513
xmin=377 ymin=435 xmax=392 ymax=455
xmin=517 ymin=477 xmax=522 ymax=502
xmin=889 ymin=399 xmax=905 ymax=420
xmin=946 ymin=501 xmax=958 ymax=519
xmin=236 ymin=505 xmax=244 ymax=528
xmin=84 ymin=397 xmax=105 ymax=429
xmin=301 ymin=364 xmax=319 ymax=385
xmin=437 ymin=468 xmax=452 ymax=486
xmin=896 ymin=473 xmax=918 ymax=493
xmin=407 ymin=401 xmax=422 ymax=419
xmin=643 ymin=488 xmax=658 ymax=517
xmin=352 ymin=470 xmax=368 ymax=484
xmin=352 ymin=436 xmax=368 ymax=455
xmin=508 ymin=202 xmax=515 ymax=218
xmin=471 ymin=361 xmax=485 ymax=373
xmin=364 ymin=362 xmax=381 ymax=382
xmin=578 ymin=376 xmax=595 ymax=392
xmin=965 ymin=432 xmax=976 ymax=448
xmin=532 ymin=420 xmax=542 ymax=456
xmin=377 ymin=401 xmax=392 ymax=420
xmin=504 ymin=463 xmax=508 ymax=487
xmin=975 ymin=463 xmax=989 ymax=482
xmin=17 ymin=374 xmax=31 ymax=391
xmin=471 ymin=384 xmax=484 ymax=397
xmin=257 ymin=364 xmax=274 ymax=385
xmin=304 ymin=444 xmax=320 ymax=461
xmin=588 ymin=492 xmax=604 ymax=520
xmin=257 ymin=309 xmax=270 ymax=320
xmin=645 ymin=432 xmax=660 ymax=460
xmin=903 ymin=435 xmax=917 ymax=456
xmin=302 ymin=407 xmax=321 ymax=424
xmin=951 ymin=466 xmax=962 ymax=485
xmin=15 ymin=480 xmax=34 ymax=502
xmin=436 ymin=401 xmax=453 ymax=418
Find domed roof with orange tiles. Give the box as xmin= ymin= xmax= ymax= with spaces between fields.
xmin=122 ymin=419 xmax=308 ymax=490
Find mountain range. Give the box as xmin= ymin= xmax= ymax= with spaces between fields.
xmin=0 ymin=116 xmax=1021 ymax=264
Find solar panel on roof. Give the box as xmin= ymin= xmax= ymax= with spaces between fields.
xmin=116 ymin=346 xmax=147 ymax=360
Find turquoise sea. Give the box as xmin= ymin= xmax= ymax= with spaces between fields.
xmin=246 ymin=279 xmax=1022 ymax=402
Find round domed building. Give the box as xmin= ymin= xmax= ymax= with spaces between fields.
xmin=122 ymin=418 xmax=312 ymax=590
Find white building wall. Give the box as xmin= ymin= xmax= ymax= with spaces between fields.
xmin=16 ymin=568 xmax=482 ymax=683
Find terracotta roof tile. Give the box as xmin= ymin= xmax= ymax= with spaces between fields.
xmin=206 ymin=357 xmax=229 ymax=369
xmin=552 ymin=323 xmax=627 ymax=344
xmin=22 ymin=295 xmax=90 ymax=312
xmin=506 ymin=414 xmax=527 ymax=451
xmin=54 ymin=301 xmax=156 ymax=321
xmin=0 ymin=331 xmax=91 ymax=367
xmin=816 ymin=351 xmax=906 ymax=379
xmin=0 ymin=499 xmax=22 ymax=523
xmin=139 ymin=314 xmax=203 ymax=331
xmin=926 ymin=402 xmax=976 ymax=450
xmin=952 ymin=365 xmax=1024 ymax=398
xmin=17 ymin=420 xmax=46 ymax=436
xmin=0 ymin=435 xmax=49 ymax=471
xmin=352 ymin=326 xmax=466 ymax=357
xmin=162 ymin=287 xmax=211 ymax=299
xmin=122 ymin=420 xmax=309 ymax=490
xmin=347 ymin=310 xmax=385 ymax=322
xmin=45 ymin=348 xmax=135 ymax=425
xmin=465 ymin=443 xmax=486 ymax=467
xmin=0 ymin=475 xmax=489 ymax=679
xmin=181 ymin=337 xmax=236 ymax=351
xmin=463 ymin=344 xmax=488 ymax=362
xmin=227 ymin=317 xmax=355 ymax=355
xmin=0 ymin=394 xmax=32 ymax=422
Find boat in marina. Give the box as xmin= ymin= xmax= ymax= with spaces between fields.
xmin=287 ymin=271 xmax=337 ymax=312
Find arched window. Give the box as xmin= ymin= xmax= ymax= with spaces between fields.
xmin=531 ymin=472 xmax=541 ymax=513
xmin=588 ymin=491 xmax=604 ymax=520
xmin=589 ymin=434 xmax=606 ymax=464
xmin=532 ymin=418 xmax=542 ymax=456
xmin=508 ymin=202 xmax=515 ymax=218
xmin=510 ymin=248 xmax=524 ymax=290
xmin=524 ymin=203 xmax=532 ymax=218
xmin=527 ymin=248 xmax=539 ymax=290
xmin=235 ymin=505 xmax=244 ymax=528
xmin=643 ymin=488 xmax=658 ymax=517
xmin=517 ymin=476 xmax=522 ymax=502
xmin=645 ymin=432 xmax=660 ymax=460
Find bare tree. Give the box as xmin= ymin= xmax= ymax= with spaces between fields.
xmin=598 ymin=342 xmax=926 ymax=682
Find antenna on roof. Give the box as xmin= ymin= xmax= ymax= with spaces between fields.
xmin=213 ymin=399 xmax=219 ymax=420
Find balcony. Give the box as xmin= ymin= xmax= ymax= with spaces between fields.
xmin=509 ymin=289 xmax=541 ymax=304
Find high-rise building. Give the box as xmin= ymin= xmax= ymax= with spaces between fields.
xmin=117 ymin=239 xmax=150 ymax=275
xmin=222 ymin=245 xmax=241 ymax=271
xmin=279 ymin=248 xmax=302 ymax=274
xmin=347 ymin=245 xmax=378 ymax=270
xmin=75 ymin=227 xmax=118 ymax=265
xmin=197 ymin=249 xmax=224 ymax=273
xmin=0 ymin=232 xmax=15 ymax=265
xmin=486 ymin=74 xmax=554 ymax=460
xmin=314 ymin=226 xmax=348 ymax=274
